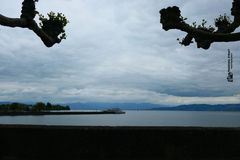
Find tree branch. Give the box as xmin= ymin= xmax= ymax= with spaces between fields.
xmin=29 ymin=21 xmax=61 ymax=47
xmin=0 ymin=14 xmax=27 ymax=28
xmin=159 ymin=0 xmax=240 ymax=49
xmin=176 ymin=22 xmax=240 ymax=42
xmin=0 ymin=0 xmax=63 ymax=47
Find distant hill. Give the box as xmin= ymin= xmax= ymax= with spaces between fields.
xmin=67 ymin=102 xmax=170 ymax=110
xmin=151 ymin=104 xmax=240 ymax=111
xmin=68 ymin=103 xmax=240 ymax=111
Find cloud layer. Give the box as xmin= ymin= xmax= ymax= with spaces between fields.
xmin=0 ymin=0 xmax=239 ymax=105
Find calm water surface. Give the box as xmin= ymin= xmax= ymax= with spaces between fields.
xmin=0 ymin=111 xmax=240 ymax=127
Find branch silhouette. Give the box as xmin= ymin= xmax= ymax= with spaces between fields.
xmin=0 ymin=0 xmax=68 ymax=47
xmin=159 ymin=0 xmax=240 ymax=49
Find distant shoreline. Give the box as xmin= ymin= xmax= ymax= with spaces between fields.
xmin=0 ymin=111 xmax=125 ymax=116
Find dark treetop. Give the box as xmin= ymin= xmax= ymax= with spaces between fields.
xmin=0 ymin=102 xmax=70 ymax=112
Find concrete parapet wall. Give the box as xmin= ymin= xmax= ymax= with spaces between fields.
xmin=0 ymin=125 xmax=240 ymax=160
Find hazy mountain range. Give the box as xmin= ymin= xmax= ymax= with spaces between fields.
xmin=150 ymin=104 xmax=240 ymax=111
xmin=67 ymin=102 xmax=170 ymax=110
xmin=67 ymin=103 xmax=240 ymax=111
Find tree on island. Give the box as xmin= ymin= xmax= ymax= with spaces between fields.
xmin=159 ymin=0 xmax=240 ymax=49
xmin=0 ymin=102 xmax=70 ymax=112
xmin=33 ymin=102 xmax=46 ymax=111
xmin=0 ymin=0 xmax=68 ymax=47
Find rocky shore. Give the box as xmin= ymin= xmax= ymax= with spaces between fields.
xmin=0 ymin=125 xmax=240 ymax=160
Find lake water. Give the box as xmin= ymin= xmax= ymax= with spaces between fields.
xmin=0 ymin=111 xmax=240 ymax=127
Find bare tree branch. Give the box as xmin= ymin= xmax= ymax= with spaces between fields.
xmin=0 ymin=14 xmax=27 ymax=28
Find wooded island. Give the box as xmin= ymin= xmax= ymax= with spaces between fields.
xmin=0 ymin=102 xmax=70 ymax=112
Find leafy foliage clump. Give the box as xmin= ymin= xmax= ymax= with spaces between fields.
xmin=192 ymin=19 xmax=215 ymax=33
xmin=215 ymin=14 xmax=232 ymax=29
xmin=39 ymin=12 xmax=69 ymax=40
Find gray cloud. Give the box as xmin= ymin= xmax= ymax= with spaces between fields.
xmin=0 ymin=0 xmax=239 ymax=105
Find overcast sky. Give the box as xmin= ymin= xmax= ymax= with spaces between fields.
xmin=0 ymin=0 xmax=239 ymax=105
